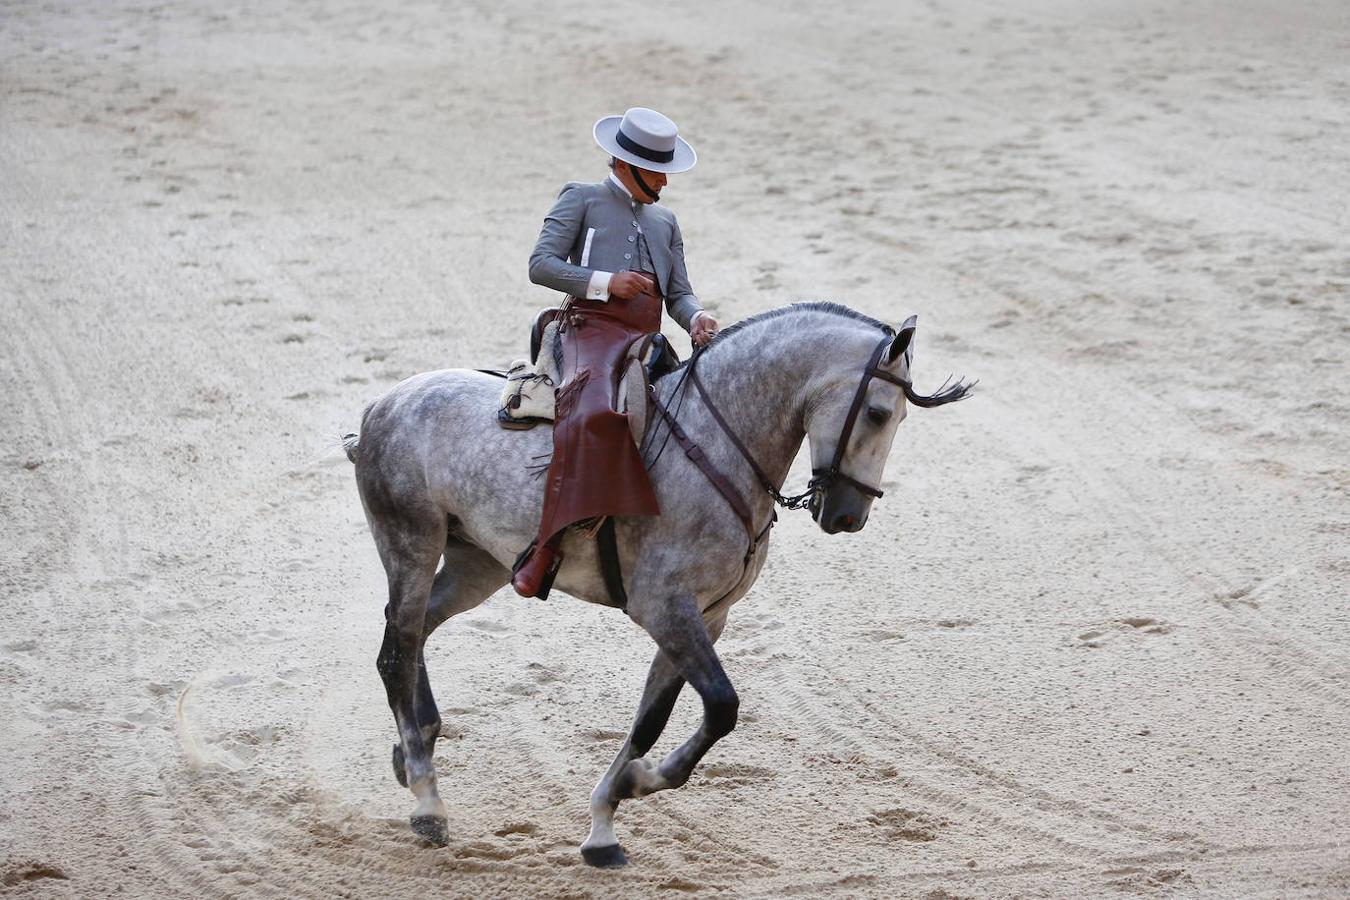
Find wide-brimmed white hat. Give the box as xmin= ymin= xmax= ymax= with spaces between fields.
xmin=593 ymin=107 xmax=697 ymax=174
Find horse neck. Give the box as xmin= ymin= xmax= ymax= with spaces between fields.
xmin=662 ymin=317 xmax=874 ymax=499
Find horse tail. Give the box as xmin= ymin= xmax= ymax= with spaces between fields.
xmin=341 ymin=432 xmax=360 ymax=463
xmin=342 ymin=400 xmax=378 ymax=463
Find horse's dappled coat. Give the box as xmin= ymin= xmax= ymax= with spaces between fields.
xmin=347 ymin=302 xmax=971 ymax=863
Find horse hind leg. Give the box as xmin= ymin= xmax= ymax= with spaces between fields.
xmin=392 ymin=539 xmax=509 ymax=790
xmin=391 ymin=651 xmax=436 ymax=790
xmin=371 ymin=507 xmax=453 ymax=845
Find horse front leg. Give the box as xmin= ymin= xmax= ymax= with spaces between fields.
xmin=581 ymin=649 xmax=685 ymax=867
xmin=581 ymin=598 xmax=734 ymax=867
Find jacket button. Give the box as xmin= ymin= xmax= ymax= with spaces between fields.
xmin=631 ymin=220 xmax=638 ymax=227
xmin=627 ymin=235 xmax=635 ymax=243
xmin=624 ymin=253 xmax=632 ymax=260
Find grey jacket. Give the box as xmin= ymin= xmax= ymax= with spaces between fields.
xmin=527 ymin=179 xmax=703 ymax=331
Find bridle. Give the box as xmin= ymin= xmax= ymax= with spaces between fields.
xmin=647 ymin=329 xmax=907 ymax=569
xmin=806 ymin=332 xmax=908 ymax=503
xmin=646 ymin=330 xmax=907 ymax=613
xmin=641 ymin=318 xmax=972 ymax=615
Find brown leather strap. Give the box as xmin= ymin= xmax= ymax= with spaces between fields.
xmin=688 ymin=367 xmax=779 ymax=495
xmin=648 ymin=388 xmax=757 ymax=546
xmin=871 ymin=367 xmax=907 ymax=387
xmin=827 ymin=337 xmax=891 ymax=476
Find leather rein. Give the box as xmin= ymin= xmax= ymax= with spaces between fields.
xmin=646 ymin=332 xmax=905 ymax=607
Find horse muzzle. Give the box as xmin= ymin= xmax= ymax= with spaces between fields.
xmin=824 ymin=513 xmax=865 ymax=534
xmin=811 ymin=488 xmax=871 ymax=535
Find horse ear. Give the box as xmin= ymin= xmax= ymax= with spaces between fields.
xmin=886 ymin=315 xmax=918 ymax=366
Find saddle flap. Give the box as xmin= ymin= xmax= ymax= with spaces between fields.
xmin=501 ymin=322 xmax=658 ymax=450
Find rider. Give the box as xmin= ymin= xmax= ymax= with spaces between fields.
xmin=511 ymin=107 xmax=720 ymax=598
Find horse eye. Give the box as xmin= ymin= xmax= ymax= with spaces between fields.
xmin=866 ymin=406 xmax=889 ymax=425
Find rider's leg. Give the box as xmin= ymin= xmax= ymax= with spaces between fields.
xmin=510 ymin=531 xmax=563 ymax=598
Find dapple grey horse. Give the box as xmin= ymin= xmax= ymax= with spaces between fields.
xmin=344 ymin=302 xmax=971 ymax=866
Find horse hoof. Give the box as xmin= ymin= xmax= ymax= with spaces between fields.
xmin=581 ymin=844 xmax=628 ymax=868
xmin=411 ymin=814 xmax=449 ymax=847
xmin=392 ymin=744 xmax=408 ymax=788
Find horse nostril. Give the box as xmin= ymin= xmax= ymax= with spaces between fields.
xmin=835 ymin=514 xmax=857 ymax=531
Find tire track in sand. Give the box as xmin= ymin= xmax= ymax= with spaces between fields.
xmin=964 ymin=259 xmax=1350 ymax=711
xmin=766 ymin=639 xmax=1186 ymax=865
xmin=991 ymin=355 xmax=1350 ymax=714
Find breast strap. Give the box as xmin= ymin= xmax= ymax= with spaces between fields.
xmin=647 ymin=387 xmax=759 ymax=550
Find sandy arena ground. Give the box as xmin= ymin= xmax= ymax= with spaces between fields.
xmin=3 ymin=0 xmax=1348 ymax=896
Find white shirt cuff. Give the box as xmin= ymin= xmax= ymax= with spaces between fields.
xmin=586 ymin=270 xmax=612 ymax=301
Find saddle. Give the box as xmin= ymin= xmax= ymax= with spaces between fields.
xmin=498 ymin=306 xmax=681 ymax=438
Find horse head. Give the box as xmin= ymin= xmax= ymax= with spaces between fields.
xmin=805 ymin=314 xmax=973 ymax=534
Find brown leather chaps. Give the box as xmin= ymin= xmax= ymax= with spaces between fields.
xmin=528 ymin=281 xmax=664 ymax=559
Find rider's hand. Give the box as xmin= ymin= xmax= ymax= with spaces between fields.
xmin=609 ymin=271 xmax=655 ymax=300
xmin=690 ymin=311 xmax=720 ymax=347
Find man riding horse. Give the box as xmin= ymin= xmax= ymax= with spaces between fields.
xmin=511 ymin=108 xmax=720 ymax=598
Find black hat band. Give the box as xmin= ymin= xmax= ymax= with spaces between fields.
xmin=615 ymin=127 xmax=676 ymax=164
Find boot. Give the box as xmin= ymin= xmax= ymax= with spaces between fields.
xmin=512 ymin=539 xmax=562 ymax=599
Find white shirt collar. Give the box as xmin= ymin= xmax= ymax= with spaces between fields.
xmin=609 ymin=171 xmax=634 ymax=200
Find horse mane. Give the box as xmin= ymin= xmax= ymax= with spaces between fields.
xmin=667 ymin=301 xmax=976 ymax=407
xmin=655 ymin=301 xmax=889 ymax=378
xmin=707 ymin=301 xmax=893 ymax=349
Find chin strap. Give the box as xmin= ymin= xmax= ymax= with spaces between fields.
xmin=630 ymin=166 xmax=661 ymax=202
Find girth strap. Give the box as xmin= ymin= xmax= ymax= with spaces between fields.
xmin=596 ymin=517 xmax=628 ymax=611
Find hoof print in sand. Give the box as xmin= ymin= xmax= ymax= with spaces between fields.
xmin=1103 ymin=865 xmax=1192 ymax=891
xmin=1075 ymin=617 xmax=1173 ymax=648
xmin=1215 ymin=584 xmax=1261 ymax=609
xmin=867 ymin=807 xmax=948 ymax=843
xmin=1 ymin=861 xmax=68 ymax=888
